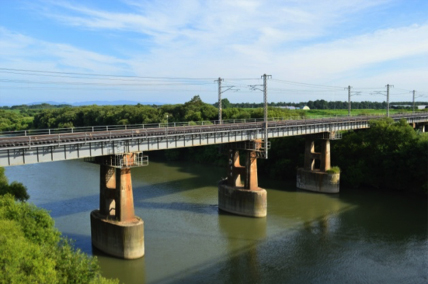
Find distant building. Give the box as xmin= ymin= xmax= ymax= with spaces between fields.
xmin=302 ymin=106 xmax=310 ymax=110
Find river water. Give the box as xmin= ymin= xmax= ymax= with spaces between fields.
xmin=5 ymin=159 xmax=428 ymax=284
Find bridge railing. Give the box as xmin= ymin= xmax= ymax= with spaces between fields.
xmin=0 ymin=112 xmax=420 ymax=138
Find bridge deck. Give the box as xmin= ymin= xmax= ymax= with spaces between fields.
xmin=0 ymin=113 xmax=427 ymax=167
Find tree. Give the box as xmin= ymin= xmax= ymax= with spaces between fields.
xmin=332 ymin=118 xmax=428 ymax=192
xmin=221 ymin=98 xmax=231 ymax=109
xmin=0 ymin=167 xmax=29 ymax=202
xmin=0 ymin=194 xmax=118 ymax=283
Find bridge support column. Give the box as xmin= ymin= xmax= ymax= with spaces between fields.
xmin=297 ymin=136 xmax=340 ymax=193
xmin=89 ymin=154 xmax=145 ymax=259
xmin=218 ymin=143 xmax=267 ymax=217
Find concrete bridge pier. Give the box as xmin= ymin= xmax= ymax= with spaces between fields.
xmin=218 ymin=141 xmax=267 ymax=217
xmin=88 ymin=153 xmax=146 ymax=259
xmin=296 ymin=135 xmax=340 ymax=193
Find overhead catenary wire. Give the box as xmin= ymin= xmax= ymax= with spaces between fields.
xmin=1 ymin=67 xmax=427 ymax=103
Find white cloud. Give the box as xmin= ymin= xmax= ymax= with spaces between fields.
xmin=0 ymin=27 xmax=129 ymax=73
xmin=1 ymin=0 xmax=427 ymax=105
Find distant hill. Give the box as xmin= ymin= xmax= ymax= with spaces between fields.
xmin=27 ymin=100 xmax=164 ymax=106
xmin=71 ymin=100 xmax=162 ymax=106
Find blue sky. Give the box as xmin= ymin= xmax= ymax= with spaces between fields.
xmin=1 ymin=0 xmax=427 ymax=106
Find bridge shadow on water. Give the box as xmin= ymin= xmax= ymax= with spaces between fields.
xmin=37 ymin=176 xmax=214 ymax=218
xmin=147 ymin=189 xmax=427 ymax=284
xmin=25 ymin=159 xmax=427 ymax=283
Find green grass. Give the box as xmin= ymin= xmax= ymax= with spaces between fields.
xmin=326 ymin=166 xmax=341 ymax=174
xmin=305 ymin=109 xmax=413 ymax=117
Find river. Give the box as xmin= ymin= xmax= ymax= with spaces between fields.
xmin=5 ymin=159 xmax=428 ymax=284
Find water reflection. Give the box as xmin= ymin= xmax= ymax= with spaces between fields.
xmin=94 ymin=247 xmax=146 ymax=284
xmin=218 ymin=212 xmax=266 ymax=283
xmin=4 ymin=159 xmax=427 ymax=284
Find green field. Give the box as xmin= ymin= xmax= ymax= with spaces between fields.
xmin=305 ymin=108 xmax=417 ymax=118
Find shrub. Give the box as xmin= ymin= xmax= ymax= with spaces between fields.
xmin=326 ymin=166 xmax=341 ymax=174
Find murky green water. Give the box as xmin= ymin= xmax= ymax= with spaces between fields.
xmin=5 ymin=159 xmax=428 ymax=284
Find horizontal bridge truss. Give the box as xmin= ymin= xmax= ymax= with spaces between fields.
xmin=0 ymin=114 xmax=427 ymax=167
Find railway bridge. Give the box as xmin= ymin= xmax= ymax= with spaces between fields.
xmin=1 ymin=113 xmax=427 ymax=259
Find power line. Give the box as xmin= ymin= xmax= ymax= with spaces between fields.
xmin=271 ymin=78 xmax=344 ymax=89
xmin=0 ymin=68 xmax=216 ymax=81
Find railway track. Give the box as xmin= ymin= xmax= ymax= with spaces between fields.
xmin=0 ymin=113 xmax=426 ymax=150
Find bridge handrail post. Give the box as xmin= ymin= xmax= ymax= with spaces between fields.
xmin=92 ymin=126 xmax=94 ymax=132
xmin=28 ymin=136 xmax=31 ymax=149
xmin=49 ymin=129 xmax=51 ymax=135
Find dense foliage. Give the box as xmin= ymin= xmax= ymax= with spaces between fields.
xmin=213 ymin=99 xmax=428 ymax=110
xmin=2 ymin=98 xmax=425 ymax=131
xmin=0 ymin=168 xmax=118 ymax=284
xmin=0 ymin=110 xmax=33 ymax=131
xmin=0 ymin=167 xmax=29 ymax=202
xmin=332 ymin=118 xmax=428 ymax=193
xmin=30 ymin=96 xmax=305 ymax=129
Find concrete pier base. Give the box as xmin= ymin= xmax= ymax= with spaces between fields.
xmin=297 ymin=135 xmax=340 ymax=193
xmin=90 ymin=210 xmax=144 ymax=259
xmin=218 ymin=180 xmax=267 ymax=217
xmin=218 ymin=146 xmax=267 ymax=217
xmin=89 ymin=154 xmax=146 ymax=259
xmin=296 ymin=168 xmax=340 ymax=193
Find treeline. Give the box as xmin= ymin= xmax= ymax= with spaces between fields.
xmin=213 ymin=99 xmax=307 ymax=109
xmin=306 ymin=99 xmax=426 ymax=110
xmin=31 ymin=96 xmax=305 ymax=129
xmin=0 ymin=109 xmax=33 ymax=131
xmin=0 ymin=103 xmax=71 ymax=131
xmin=1 ymin=103 xmax=71 ymax=110
xmin=2 ymin=97 xmax=427 ymax=131
xmin=215 ymin=99 xmax=428 ymax=110
xmin=307 ymin=100 xmax=386 ymax=109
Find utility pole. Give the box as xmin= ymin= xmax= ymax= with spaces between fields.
xmin=262 ymin=74 xmax=271 ymax=159
xmin=347 ymin=86 xmax=352 ymax=116
xmin=386 ymin=84 xmax=393 ymax=117
xmin=412 ymin=90 xmax=416 ymax=113
xmin=215 ymin=77 xmax=238 ymax=124
xmin=249 ymin=74 xmax=271 ymax=159
xmin=215 ymin=77 xmax=224 ymax=124
xmin=345 ymin=86 xmax=361 ymax=116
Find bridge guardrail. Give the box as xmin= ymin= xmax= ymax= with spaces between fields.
xmin=0 ymin=113 xmax=426 ymax=153
xmin=0 ymin=113 xmax=407 ymax=138
xmin=0 ymin=113 xmax=426 ymax=143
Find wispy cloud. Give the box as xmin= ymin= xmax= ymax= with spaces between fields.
xmin=0 ymin=27 xmax=129 ymax=73
xmin=1 ymin=0 xmax=427 ymax=104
